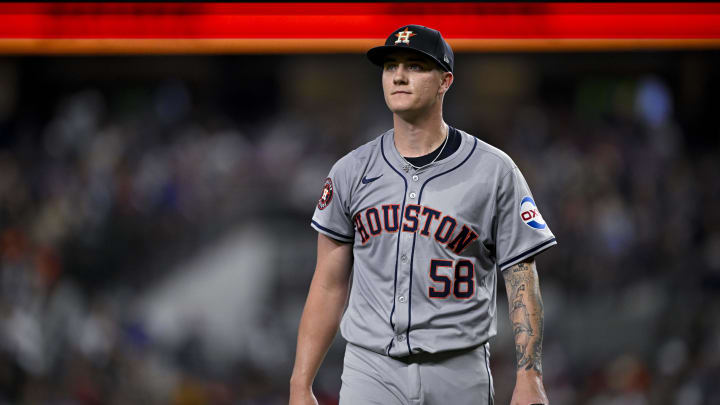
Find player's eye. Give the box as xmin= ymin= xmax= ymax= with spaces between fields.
xmin=409 ymin=62 xmax=431 ymax=72
xmin=383 ymin=63 xmax=398 ymax=71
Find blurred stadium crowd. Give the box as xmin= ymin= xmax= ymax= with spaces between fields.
xmin=0 ymin=52 xmax=718 ymax=404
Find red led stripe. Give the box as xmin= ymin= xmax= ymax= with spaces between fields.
xmin=0 ymin=2 xmax=718 ymax=39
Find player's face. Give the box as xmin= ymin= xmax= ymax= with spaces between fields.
xmin=381 ymin=51 xmax=453 ymax=119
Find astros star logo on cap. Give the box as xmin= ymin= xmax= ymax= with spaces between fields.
xmin=394 ymin=27 xmax=416 ymax=44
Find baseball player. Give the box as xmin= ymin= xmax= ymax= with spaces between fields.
xmin=290 ymin=24 xmax=556 ymax=405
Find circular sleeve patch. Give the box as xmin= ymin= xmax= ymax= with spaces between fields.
xmin=520 ymin=196 xmax=546 ymax=229
xmin=317 ymin=177 xmax=334 ymax=210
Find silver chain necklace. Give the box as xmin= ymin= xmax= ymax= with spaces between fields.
xmin=401 ymin=126 xmax=450 ymax=172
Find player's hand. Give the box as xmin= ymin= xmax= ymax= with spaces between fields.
xmin=510 ymin=370 xmax=548 ymax=405
xmin=289 ymin=384 xmax=319 ymax=405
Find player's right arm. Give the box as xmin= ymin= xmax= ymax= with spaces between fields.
xmin=289 ymin=233 xmax=353 ymax=405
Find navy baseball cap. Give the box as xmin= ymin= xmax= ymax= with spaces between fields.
xmin=367 ymin=25 xmax=454 ymax=73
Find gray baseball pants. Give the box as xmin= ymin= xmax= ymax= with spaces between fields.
xmin=339 ymin=342 xmax=494 ymax=405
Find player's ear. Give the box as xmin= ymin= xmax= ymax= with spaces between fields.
xmin=438 ymin=71 xmax=453 ymax=95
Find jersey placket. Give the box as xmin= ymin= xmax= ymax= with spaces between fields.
xmin=394 ymin=220 xmax=413 ymax=354
xmin=393 ymin=165 xmax=429 ymax=356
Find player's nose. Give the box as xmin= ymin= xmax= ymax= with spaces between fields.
xmin=393 ymin=65 xmax=409 ymax=85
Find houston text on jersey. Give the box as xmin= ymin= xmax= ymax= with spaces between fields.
xmin=352 ymin=203 xmax=479 ymax=254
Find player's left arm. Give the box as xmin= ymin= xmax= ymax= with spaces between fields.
xmin=503 ymin=258 xmax=549 ymax=405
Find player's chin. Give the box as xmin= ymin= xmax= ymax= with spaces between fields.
xmin=387 ymin=101 xmax=418 ymax=115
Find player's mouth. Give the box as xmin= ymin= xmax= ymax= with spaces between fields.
xmin=392 ymin=90 xmax=411 ymax=95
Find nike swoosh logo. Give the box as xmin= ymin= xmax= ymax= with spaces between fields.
xmin=361 ymin=174 xmax=383 ymax=184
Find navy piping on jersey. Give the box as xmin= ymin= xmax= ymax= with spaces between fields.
xmin=498 ymin=236 xmax=557 ymax=270
xmin=380 ymin=134 xmax=408 ymax=338
xmin=406 ymin=137 xmax=478 ymax=353
xmin=484 ymin=344 xmax=493 ymax=404
xmin=311 ymin=220 xmax=353 ymax=242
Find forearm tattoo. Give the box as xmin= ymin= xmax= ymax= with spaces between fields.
xmin=504 ymin=261 xmax=544 ymax=373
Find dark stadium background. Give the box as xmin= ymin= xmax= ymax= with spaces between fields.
xmin=0 ymin=49 xmax=719 ymax=404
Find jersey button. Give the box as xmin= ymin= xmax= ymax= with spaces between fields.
xmin=412 ymin=175 xmax=419 ymax=182
xmin=397 ymin=335 xmax=405 ymax=342
xmin=409 ymin=192 xmax=416 ymax=199
xmin=398 ymin=296 xmax=406 ymax=303
xmin=401 ymin=254 xmax=408 ymax=263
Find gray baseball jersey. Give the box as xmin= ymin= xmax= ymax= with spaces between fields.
xmin=311 ymin=128 xmax=556 ymax=358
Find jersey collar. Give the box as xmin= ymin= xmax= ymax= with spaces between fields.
xmin=384 ymin=127 xmax=468 ymax=175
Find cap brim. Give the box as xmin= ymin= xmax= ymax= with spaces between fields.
xmin=366 ymin=45 xmax=451 ymax=72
